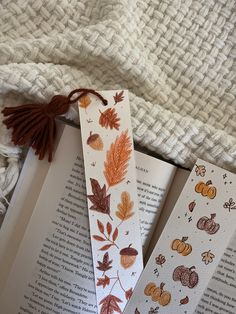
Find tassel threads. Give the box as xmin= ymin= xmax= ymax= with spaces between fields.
xmin=2 ymin=89 xmax=108 ymax=162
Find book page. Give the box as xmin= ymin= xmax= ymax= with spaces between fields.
xmin=145 ymin=167 xmax=190 ymax=261
xmin=0 ymin=125 xmax=178 ymax=313
xmin=135 ymin=151 xmax=177 ymax=254
xmin=1 ymin=125 xmax=97 ymax=314
xmin=195 ymin=231 xmax=236 ymax=314
xmin=0 ymin=123 xmax=64 ymax=292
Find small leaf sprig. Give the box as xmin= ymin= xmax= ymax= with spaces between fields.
xmin=223 ymin=198 xmax=236 ymax=212
xmin=93 ymin=220 xmax=119 ymax=250
xmin=148 ymin=307 xmax=159 ymax=314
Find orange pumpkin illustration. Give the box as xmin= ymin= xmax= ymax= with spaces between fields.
xmin=195 ymin=180 xmax=216 ymax=199
xmin=171 ymin=237 xmax=192 ymax=256
xmin=144 ymin=282 xmax=171 ymax=306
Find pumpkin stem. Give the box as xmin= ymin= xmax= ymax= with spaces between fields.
xmin=210 ymin=213 xmax=216 ymax=220
xmin=206 ymin=180 xmax=212 ymax=186
xmin=160 ymin=282 xmax=165 ymax=291
xmin=182 ymin=236 xmax=188 ymax=242
xmin=189 ymin=266 xmax=196 ymax=271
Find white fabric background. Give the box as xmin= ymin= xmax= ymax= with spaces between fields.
xmin=0 ymin=0 xmax=235 ymax=213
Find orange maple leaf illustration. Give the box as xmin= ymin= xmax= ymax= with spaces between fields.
xmin=104 ymin=129 xmax=132 ymax=188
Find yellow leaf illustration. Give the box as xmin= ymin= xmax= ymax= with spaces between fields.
xmin=79 ymin=95 xmax=91 ymax=109
xmin=116 ymin=191 xmax=134 ymax=221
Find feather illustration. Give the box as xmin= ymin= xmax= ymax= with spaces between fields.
xmin=104 ymin=129 xmax=132 ymax=187
xmin=116 ymin=191 xmax=134 ymax=221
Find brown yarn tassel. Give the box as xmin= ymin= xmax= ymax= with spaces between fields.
xmin=2 ymin=89 xmax=107 ymax=162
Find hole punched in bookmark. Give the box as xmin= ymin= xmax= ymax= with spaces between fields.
xmin=2 ymin=89 xmax=108 ymax=162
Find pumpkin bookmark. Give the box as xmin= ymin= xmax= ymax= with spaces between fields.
xmin=78 ymin=90 xmax=143 ymax=313
xmin=124 ymin=159 xmax=236 ymax=314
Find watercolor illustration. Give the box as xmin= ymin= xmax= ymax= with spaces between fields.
xmin=195 ymin=180 xmax=217 ymax=199
xmin=180 ymin=296 xmax=189 ymax=305
xmin=171 ymin=237 xmax=192 ymax=256
xmin=96 ymin=252 xmax=113 ymax=274
xmin=93 ymin=220 xmax=119 ymax=251
xmin=173 ymin=265 xmax=199 ymax=288
xmin=144 ymin=282 xmax=171 ymax=306
xmin=155 ymin=254 xmax=166 ymax=267
xmin=113 ymin=90 xmax=124 ymax=105
xmin=79 ymin=94 xmax=91 ymax=111
xmin=223 ymin=198 xmax=236 ymax=212
xmin=201 ymin=250 xmax=215 ymax=265
xmin=99 ymin=108 xmax=120 ymax=130
xmin=188 ymin=200 xmax=196 ymax=212
xmin=87 ymin=179 xmax=111 ymax=219
xmin=116 ymin=191 xmax=134 ymax=224
xmin=98 ymin=270 xmax=133 ymax=313
xmin=197 ymin=213 xmax=220 ymax=235
xmin=103 ymin=129 xmax=132 ymax=188
xmin=195 ymin=164 xmax=206 ymax=177
xmin=120 ymin=244 xmax=138 ymax=269
xmin=87 ymin=132 xmax=104 ymax=150
xmin=99 ymin=294 xmax=122 ymax=314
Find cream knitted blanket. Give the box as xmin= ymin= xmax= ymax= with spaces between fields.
xmin=0 ymin=0 xmax=235 ymax=214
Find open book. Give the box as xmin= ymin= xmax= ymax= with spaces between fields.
xmin=0 ymin=124 xmax=235 ymax=314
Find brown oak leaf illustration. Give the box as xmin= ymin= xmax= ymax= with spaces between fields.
xmin=195 ymin=164 xmax=206 ymax=177
xmin=79 ymin=95 xmax=91 ymax=109
xmin=116 ymin=191 xmax=134 ymax=222
xmin=99 ymin=294 xmax=122 ymax=314
xmin=201 ymin=250 xmax=215 ymax=265
xmin=114 ymin=90 xmax=124 ymax=104
xmin=96 ymin=252 xmax=113 ymax=273
xmin=97 ymin=275 xmax=110 ymax=288
xmin=87 ymin=178 xmax=111 ymax=219
xmin=125 ymin=288 xmax=133 ymax=300
xmin=99 ymin=108 xmax=120 ymax=130
xmin=104 ymin=129 xmax=132 ymax=188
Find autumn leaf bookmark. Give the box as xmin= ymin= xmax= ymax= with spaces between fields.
xmin=78 ymin=90 xmax=143 ymax=313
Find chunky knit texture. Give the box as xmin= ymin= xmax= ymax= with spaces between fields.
xmin=0 ymin=0 xmax=236 ymax=212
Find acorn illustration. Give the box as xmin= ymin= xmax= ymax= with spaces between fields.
xmin=120 ymin=244 xmax=138 ymax=269
xmin=87 ymin=132 xmax=103 ymax=151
